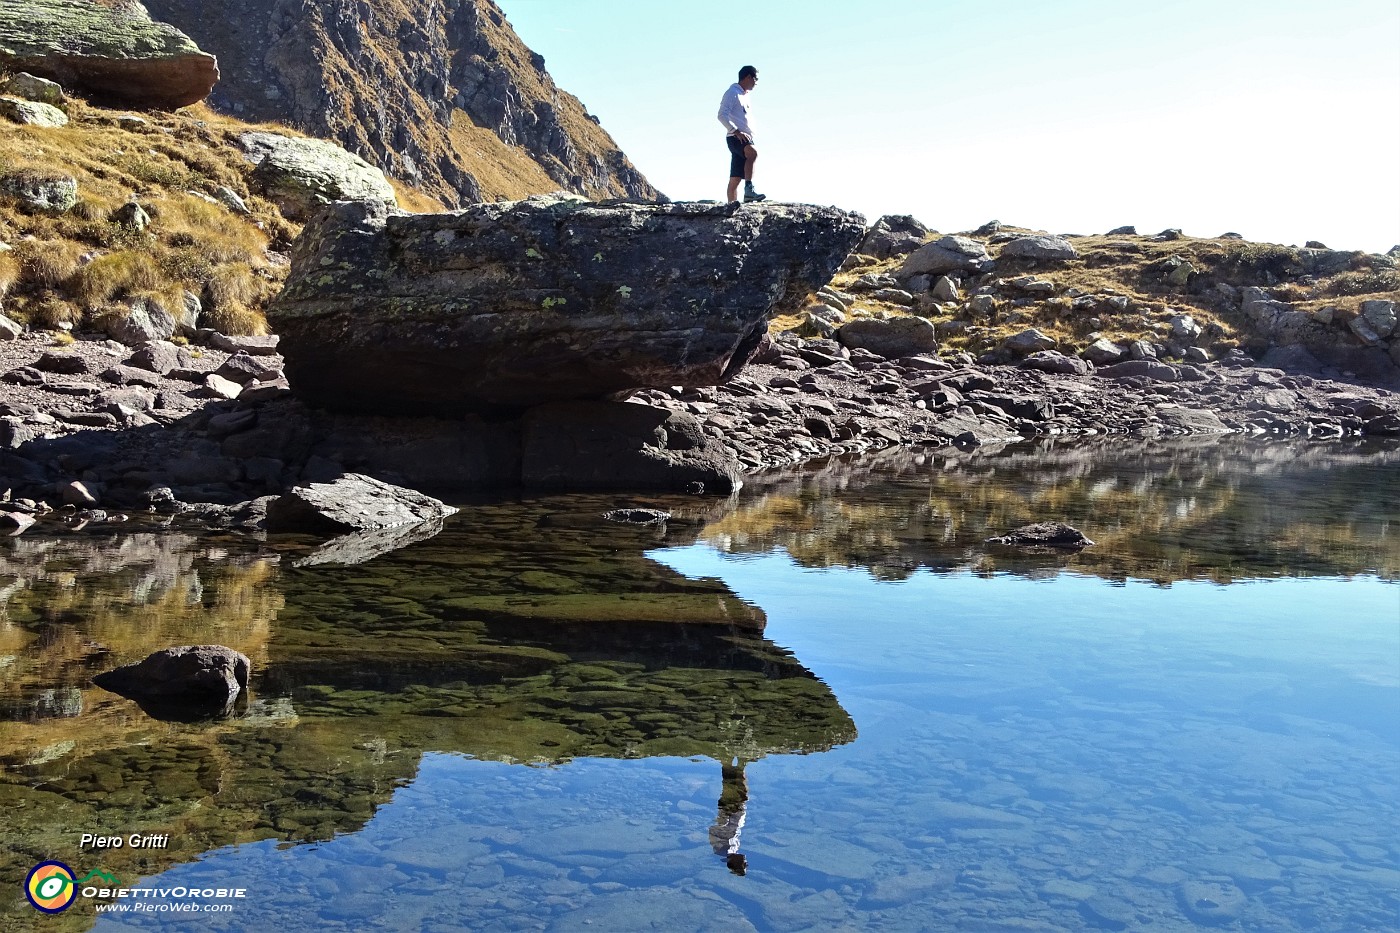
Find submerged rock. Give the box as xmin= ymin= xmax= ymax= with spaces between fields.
xmin=986 ymin=521 xmax=1095 ymax=549
xmin=268 ymin=196 xmax=865 ymax=416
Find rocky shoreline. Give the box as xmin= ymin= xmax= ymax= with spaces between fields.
xmin=2 ymin=321 xmax=1398 ymax=541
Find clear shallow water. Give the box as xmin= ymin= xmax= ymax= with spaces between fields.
xmin=3 ymin=438 xmax=1398 ymax=932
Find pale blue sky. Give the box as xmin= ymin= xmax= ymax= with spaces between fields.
xmin=497 ymin=0 xmax=1400 ymax=252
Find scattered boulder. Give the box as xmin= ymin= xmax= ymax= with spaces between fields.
xmin=1098 ymin=359 xmax=1180 ymax=382
xmin=0 ymin=96 xmax=68 ymax=127
xmin=1359 ymin=299 xmax=1397 ymax=339
xmin=103 ymin=296 xmax=176 ymax=345
xmin=92 ymin=645 xmax=249 ymax=719
xmin=0 ymin=71 xmax=64 ymax=106
xmin=1020 ymin=350 xmax=1090 ymax=375
xmin=837 ymin=316 xmax=937 ymax=359
xmin=1002 ymin=328 xmax=1057 ymax=356
xmin=1081 ymin=338 xmax=1127 ymax=366
xmin=999 ymin=234 xmax=1079 ymax=261
xmin=0 ymin=314 xmax=23 ymax=339
xmin=269 ymin=197 xmax=865 ymax=415
xmin=238 ymin=131 xmax=398 ymax=221
xmin=986 ymin=521 xmax=1094 ymax=549
xmin=266 ymin=472 xmax=458 ymax=536
xmin=0 ymin=0 xmax=218 ymax=110
xmin=857 ymin=214 xmax=930 ymax=259
xmin=210 ymin=333 xmax=280 ymax=355
xmin=0 ymin=169 xmax=78 ymax=212
xmin=899 ymin=235 xmax=993 ymax=278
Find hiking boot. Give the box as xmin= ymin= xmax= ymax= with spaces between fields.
xmin=743 ymin=188 xmax=767 ymax=202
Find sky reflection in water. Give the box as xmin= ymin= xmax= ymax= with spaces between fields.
xmin=18 ymin=438 xmax=1399 ymax=931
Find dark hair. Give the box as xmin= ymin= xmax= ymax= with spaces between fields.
xmin=738 ymin=65 xmax=758 ymax=81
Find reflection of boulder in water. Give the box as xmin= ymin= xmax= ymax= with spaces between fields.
xmin=0 ymin=492 xmax=853 ymax=929
xmin=719 ymin=436 xmax=1400 ymax=582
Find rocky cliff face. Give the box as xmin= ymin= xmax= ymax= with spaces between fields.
xmin=141 ymin=0 xmax=659 ymax=207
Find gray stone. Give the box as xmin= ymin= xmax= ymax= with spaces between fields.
xmin=1020 ymin=349 xmax=1090 ymax=375
xmin=57 ymin=479 xmax=98 ymax=506
xmin=0 ymin=95 xmax=67 ymax=127
xmin=871 ymin=287 xmax=914 ymax=305
xmin=0 ymin=510 xmax=37 ymax=535
xmin=1128 ymin=339 xmax=1159 ymax=361
xmin=104 ymin=296 xmax=176 ymax=345
xmin=214 ymin=185 xmax=251 ymax=215
xmin=269 ymin=197 xmax=865 ymax=416
xmin=999 ymin=234 xmax=1079 ymax=261
xmin=0 ymin=314 xmax=22 ymax=339
xmin=931 ymin=276 xmax=960 ymax=301
xmin=209 ymin=332 xmax=280 ymax=355
xmin=92 ymin=645 xmax=249 ymax=714
xmin=0 ymin=0 xmax=218 ymax=110
xmin=899 ymin=234 xmax=992 ymax=277
xmin=203 ymin=373 xmax=242 ymax=399
xmin=1359 ymin=299 xmax=1397 ymax=338
xmin=0 ymin=169 xmax=77 ymax=212
xmin=966 ymin=294 xmax=996 ymax=317
xmin=238 ymin=130 xmax=398 ymax=221
xmin=127 ymin=340 xmax=182 ymax=375
xmin=1157 ymin=407 xmax=1231 ymax=433
xmin=1001 ymin=327 xmax=1056 ymax=355
xmin=266 ymin=472 xmax=458 ymax=535
xmin=856 ymin=214 xmax=929 ymax=259
xmin=837 ymin=316 xmax=937 ymax=359
xmin=109 ymin=199 xmax=151 ymax=230
xmin=1169 ymin=313 xmax=1202 ymax=342
xmin=1082 ymin=338 xmax=1127 ymax=365
xmin=1098 ymin=359 xmax=1180 ymax=381
xmin=0 ymin=72 xmax=64 ymax=106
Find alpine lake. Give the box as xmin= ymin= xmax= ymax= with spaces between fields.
xmin=2 ymin=435 xmax=1397 ymax=932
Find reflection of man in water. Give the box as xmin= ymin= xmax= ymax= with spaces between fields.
xmin=709 ymin=758 xmax=749 ymax=875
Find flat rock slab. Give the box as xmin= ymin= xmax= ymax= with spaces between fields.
xmin=268 ymin=196 xmax=866 ymax=416
xmin=0 ymin=0 xmax=218 ymax=110
xmin=266 ymin=472 xmax=458 ymax=536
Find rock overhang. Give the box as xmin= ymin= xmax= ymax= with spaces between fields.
xmin=268 ymin=196 xmax=866 ymax=416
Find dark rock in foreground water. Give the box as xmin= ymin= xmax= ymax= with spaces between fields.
xmin=268 ymin=196 xmax=865 ymax=416
xmin=93 ymin=645 xmax=250 ymax=720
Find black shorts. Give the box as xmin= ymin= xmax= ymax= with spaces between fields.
xmin=727 ymin=135 xmax=749 ymax=178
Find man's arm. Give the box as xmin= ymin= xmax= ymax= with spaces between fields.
xmin=717 ymin=86 xmax=748 ymax=137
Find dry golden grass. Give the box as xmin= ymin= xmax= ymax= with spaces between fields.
xmin=0 ymin=106 xmax=289 ymax=334
xmin=446 ymin=110 xmax=562 ymax=201
xmin=0 ymin=252 xmax=18 ymax=296
xmin=68 ymin=250 xmax=163 ymax=306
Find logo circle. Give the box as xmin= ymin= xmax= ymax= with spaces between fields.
xmin=25 ymin=861 xmax=77 ymax=913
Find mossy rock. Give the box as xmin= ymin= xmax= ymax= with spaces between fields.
xmin=0 ymin=0 xmax=218 ymax=110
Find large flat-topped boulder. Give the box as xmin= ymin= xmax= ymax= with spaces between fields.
xmin=0 ymin=0 xmax=218 ymax=110
xmin=269 ymin=196 xmax=866 ymax=416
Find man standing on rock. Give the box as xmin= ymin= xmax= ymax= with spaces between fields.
xmin=718 ymin=65 xmax=766 ymax=204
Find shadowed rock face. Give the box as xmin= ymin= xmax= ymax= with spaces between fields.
xmin=0 ymin=0 xmax=218 ymax=110
xmin=268 ymin=196 xmax=866 ymax=416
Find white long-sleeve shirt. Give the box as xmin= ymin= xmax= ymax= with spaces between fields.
xmin=717 ymin=82 xmax=755 ymax=140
